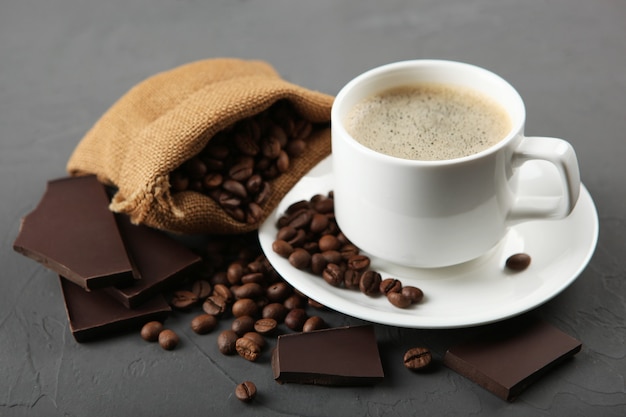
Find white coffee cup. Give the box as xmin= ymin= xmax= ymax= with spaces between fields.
xmin=332 ymin=60 xmax=580 ymax=268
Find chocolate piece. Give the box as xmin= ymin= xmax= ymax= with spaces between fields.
xmin=106 ymin=215 xmax=202 ymax=308
xmin=13 ymin=176 xmax=136 ymax=290
xmin=443 ymin=319 xmax=582 ymax=402
xmin=272 ymin=325 xmax=384 ymax=386
xmin=59 ymin=277 xmax=171 ymax=342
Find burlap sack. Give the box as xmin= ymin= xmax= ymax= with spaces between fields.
xmin=67 ymin=58 xmax=334 ymax=234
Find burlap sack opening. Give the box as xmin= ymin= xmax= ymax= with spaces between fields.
xmin=67 ymin=58 xmax=334 ymax=234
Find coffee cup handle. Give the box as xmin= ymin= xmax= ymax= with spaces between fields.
xmin=508 ymin=137 xmax=581 ymax=221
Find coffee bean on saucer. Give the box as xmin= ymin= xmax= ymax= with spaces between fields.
xmin=380 ymin=278 xmax=402 ymax=295
xmin=505 ymin=253 xmax=531 ymax=271
xmin=359 ymin=270 xmax=382 ymax=296
xmin=401 ymin=286 xmax=424 ymax=304
xmin=387 ymin=291 xmax=412 ymax=309
xmin=404 ymin=347 xmax=432 ymax=371
xmin=235 ymin=380 xmax=257 ymax=403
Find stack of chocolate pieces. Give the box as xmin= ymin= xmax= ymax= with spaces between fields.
xmin=13 ymin=175 xmax=202 ymax=342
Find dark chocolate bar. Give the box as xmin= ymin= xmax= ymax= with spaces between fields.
xmin=106 ymin=215 xmax=202 ymax=308
xmin=13 ymin=176 xmax=137 ymax=290
xmin=443 ymin=319 xmax=582 ymax=401
xmin=272 ymin=325 xmax=384 ymax=386
xmin=59 ymin=277 xmax=171 ymax=342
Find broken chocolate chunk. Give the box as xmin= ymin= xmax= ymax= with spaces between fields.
xmin=59 ymin=277 xmax=171 ymax=342
xmin=443 ymin=319 xmax=582 ymax=401
xmin=272 ymin=325 xmax=384 ymax=386
xmin=13 ymin=176 xmax=137 ymax=290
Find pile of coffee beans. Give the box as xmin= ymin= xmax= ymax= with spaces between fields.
xmin=145 ymin=233 xmax=328 ymax=361
xmin=168 ymin=100 xmax=322 ymax=224
xmin=271 ymin=192 xmax=424 ymax=309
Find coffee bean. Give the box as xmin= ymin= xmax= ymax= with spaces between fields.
xmin=310 ymin=253 xmax=328 ymax=276
xmin=254 ymin=181 xmax=271 ymax=205
xmin=302 ymin=316 xmax=326 ymax=332
xmin=262 ymin=303 xmax=288 ymax=322
xmin=266 ymin=282 xmax=292 ymax=302
xmin=170 ymin=290 xmax=199 ymax=309
xmin=231 ymin=315 xmax=256 ymax=336
xmin=229 ymin=159 xmax=254 ymax=182
xmin=321 ymin=250 xmax=343 ymax=265
xmin=380 ymin=278 xmax=402 ymax=295
xmin=318 ymin=234 xmax=341 ymax=252
xmin=191 ymin=280 xmax=212 ymax=299
xmin=242 ymin=332 xmax=266 ymax=349
xmin=343 ymin=269 xmax=361 ymax=289
xmin=322 ymin=263 xmax=344 ymax=287
xmin=284 ymin=308 xmax=308 ymax=331
xmin=235 ymin=381 xmax=257 ymax=403
xmin=401 ymin=286 xmax=424 ymax=304
xmin=140 ymin=321 xmax=163 ymax=342
xmin=231 ymin=298 xmax=258 ymax=318
xmin=233 ymin=282 xmax=264 ymax=300
xmin=339 ymin=244 xmax=360 ymax=260
xmin=254 ymin=318 xmax=277 ymax=335
xmin=276 ymin=226 xmax=297 ymax=242
xmin=212 ymin=283 xmax=234 ymax=303
xmin=403 ymin=347 xmax=432 ymax=371
xmin=283 ymin=294 xmax=306 ymax=310
xmin=203 ymin=293 xmax=228 ymax=315
xmin=245 ymin=174 xmax=263 ymax=194
xmin=223 ymin=179 xmax=247 ymax=199
xmin=359 ymin=270 xmax=382 ymax=296
xmin=288 ymin=248 xmax=311 ymax=270
xmin=286 ymin=138 xmax=306 ymax=157
xmin=236 ymin=337 xmax=261 ymax=362
xmin=217 ymin=330 xmax=239 ymax=355
xmin=185 ymin=157 xmax=207 ymax=179
xmin=246 ymin=202 xmax=264 ymax=224
xmin=387 ymin=291 xmax=412 ymax=308
xmin=227 ymin=262 xmax=246 ymax=285
xmin=286 ymin=208 xmax=312 ymax=229
xmin=276 ymin=150 xmax=290 ymax=173
xmin=203 ymin=172 xmax=223 ymax=189
xmin=241 ymin=272 xmax=266 ymax=285
xmin=158 ymin=329 xmax=179 ymax=350
xmin=505 ymin=253 xmax=531 ymax=271
xmin=234 ymin=132 xmax=260 ymax=156
xmin=190 ymin=314 xmax=218 ymax=335
xmin=309 ymin=213 xmax=329 ymax=234
xmin=347 ymin=254 xmax=371 ymax=271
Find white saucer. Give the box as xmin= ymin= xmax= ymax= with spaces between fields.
xmin=258 ymin=156 xmax=599 ymax=329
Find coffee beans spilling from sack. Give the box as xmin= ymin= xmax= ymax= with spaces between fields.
xmin=272 ymin=192 xmax=425 ymax=309
xmin=168 ymin=100 xmax=321 ymax=225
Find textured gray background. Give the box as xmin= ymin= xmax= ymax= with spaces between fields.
xmin=2 ymin=0 xmax=625 ymax=416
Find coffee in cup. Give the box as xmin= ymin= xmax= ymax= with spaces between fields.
xmin=344 ymin=82 xmax=512 ymax=161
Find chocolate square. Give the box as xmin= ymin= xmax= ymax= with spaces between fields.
xmin=105 ymin=215 xmax=202 ymax=308
xmin=443 ymin=319 xmax=582 ymax=401
xmin=272 ymin=325 xmax=384 ymax=386
xmin=59 ymin=277 xmax=171 ymax=342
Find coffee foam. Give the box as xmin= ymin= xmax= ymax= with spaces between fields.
xmin=345 ymin=83 xmax=512 ymax=161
